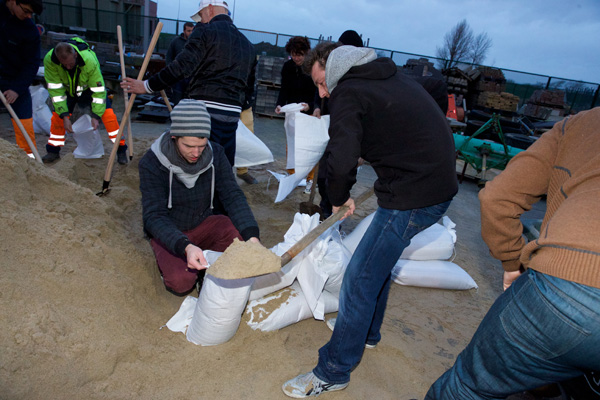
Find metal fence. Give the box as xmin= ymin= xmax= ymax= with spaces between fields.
xmin=37 ymin=4 xmax=599 ymax=113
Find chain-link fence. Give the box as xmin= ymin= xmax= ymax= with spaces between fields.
xmin=37 ymin=4 xmax=599 ymax=114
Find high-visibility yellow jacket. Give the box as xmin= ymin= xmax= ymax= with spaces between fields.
xmin=43 ymin=37 xmax=107 ymax=119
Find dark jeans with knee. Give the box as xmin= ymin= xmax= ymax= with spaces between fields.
xmin=313 ymin=200 xmax=451 ymax=384
xmin=426 ymin=269 xmax=600 ymax=400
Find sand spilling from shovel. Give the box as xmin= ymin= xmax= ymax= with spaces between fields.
xmin=207 ymin=238 xmax=281 ymax=279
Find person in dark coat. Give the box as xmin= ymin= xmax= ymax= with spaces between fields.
xmin=282 ymin=42 xmax=458 ymax=398
xmin=165 ymin=21 xmax=194 ymax=105
xmin=275 ymin=36 xmax=316 ymax=115
xmin=122 ymin=0 xmax=256 ymax=168
xmin=0 ymin=0 xmax=42 ymax=158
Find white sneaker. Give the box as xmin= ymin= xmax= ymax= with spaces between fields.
xmin=282 ymin=372 xmax=348 ymax=398
xmin=304 ymin=180 xmax=313 ymax=194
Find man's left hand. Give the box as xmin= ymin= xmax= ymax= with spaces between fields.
xmin=503 ymin=269 xmax=523 ymax=291
xmin=247 ymin=237 xmax=261 ymax=244
xmin=3 ymin=90 xmax=19 ymax=104
xmin=91 ymin=118 xmax=99 ymax=130
xmin=332 ymin=197 xmax=356 ymax=221
xmin=120 ymin=77 xmax=146 ymax=94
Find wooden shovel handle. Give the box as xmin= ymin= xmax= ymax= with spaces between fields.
xmin=281 ymin=187 xmax=375 ymax=266
xmin=101 ymin=21 xmax=163 ymax=189
xmin=117 ymin=25 xmax=134 ymax=159
xmin=0 ymin=91 xmax=43 ymax=163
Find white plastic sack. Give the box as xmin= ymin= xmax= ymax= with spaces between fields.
xmin=186 ymin=274 xmax=255 ymax=346
xmin=281 ymin=103 xmax=305 ymax=169
xmin=274 ymin=104 xmax=330 ymax=202
xmin=234 ymin=119 xmax=274 ymax=168
xmin=72 ymin=114 xmax=104 ymax=159
xmin=246 ymin=281 xmax=339 ymax=332
xmin=29 ymin=85 xmax=52 ymax=135
xmin=391 ymin=259 xmax=477 ymax=290
xmin=343 ymin=214 xmax=457 ymax=261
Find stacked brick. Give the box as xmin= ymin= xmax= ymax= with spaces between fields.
xmin=477 ymin=92 xmax=520 ymax=112
xmin=523 ymin=89 xmax=566 ymax=119
xmin=254 ymin=56 xmax=286 ymax=118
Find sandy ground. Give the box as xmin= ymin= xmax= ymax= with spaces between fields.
xmin=0 ymin=95 xmax=544 ymax=399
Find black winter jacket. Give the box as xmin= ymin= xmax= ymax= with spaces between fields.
xmin=139 ymin=138 xmax=259 ymax=257
xmin=0 ymin=0 xmax=40 ymax=96
xmin=165 ymin=33 xmax=187 ymax=64
xmin=148 ymin=15 xmax=256 ymax=110
xmin=276 ymin=59 xmax=316 ymax=113
xmin=325 ymin=58 xmax=458 ymax=210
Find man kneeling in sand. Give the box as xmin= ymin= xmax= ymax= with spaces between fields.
xmin=139 ymin=99 xmax=261 ymax=295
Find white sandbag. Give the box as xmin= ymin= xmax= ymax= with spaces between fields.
xmin=246 ymin=281 xmax=339 ymax=332
xmin=71 ymin=114 xmax=104 ymax=159
xmin=249 ymin=212 xmax=349 ymax=321
xmin=274 ymin=105 xmax=329 ymax=203
xmin=343 ymin=214 xmax=457 ymax=261
xmin=320 ymin=229 xmax=352 ymax=295
xmin=391 ymin=259 xmax=477 ymax=290
xmin=234 ymin=119 xmax=274 ymax=168
xmin=186 ymin=274 xmax=255 ymax=346
xmin=29 ymin=85 xmax=52 ymax=135
xmin=401 ymin=216 xmax=457 ymax=260
xmin=249 ymin=213 xmax=321 ymax=301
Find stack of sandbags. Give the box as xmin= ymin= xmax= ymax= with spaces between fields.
xmin=343 ymin=214 xmax=477 ymax=290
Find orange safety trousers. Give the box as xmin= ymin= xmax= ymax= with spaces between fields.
xmin=48 ymin=108 xmax=125 ymax=148
xmin=11 ymin=118 xmax=36 ymax=157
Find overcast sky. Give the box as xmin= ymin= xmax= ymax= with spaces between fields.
xmin=157 ymin=0 xmax=600 ymax=84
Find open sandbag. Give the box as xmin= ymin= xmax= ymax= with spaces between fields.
xmin=391 ymin=259 xmax=477 ymax=290
xmin=274 ymin=104 xmax=330 ymax=202
xmin=186 ymin=274 xmax=255 ymax=346
xmin=71 ymin=114 xmax=104 ymax=159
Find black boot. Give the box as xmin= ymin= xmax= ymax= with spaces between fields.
xmin=117 ymin=145 xmax=128 ymax=165
xmin=42 ymin=144 xmax=60 ymax=164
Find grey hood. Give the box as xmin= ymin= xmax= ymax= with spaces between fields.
xmin=150 ymin=131 xmax=215 ymax=209
xmin=325 ymin=46 xmax=377 ymax=93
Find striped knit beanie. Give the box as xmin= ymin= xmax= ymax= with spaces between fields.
xmin=169 ymin=99 xmax=211 ymax=138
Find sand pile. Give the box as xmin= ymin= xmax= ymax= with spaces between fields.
xmin=0 ymin=139 xmax=172 ymax=397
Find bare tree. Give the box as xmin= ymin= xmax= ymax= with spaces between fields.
xmin=436 ymin=19 xmax=473 ymax=70
xmin=470 ymin=32 xmax=493 ymax=65
xmin=436 ymin=19 xmax=493 ymax=70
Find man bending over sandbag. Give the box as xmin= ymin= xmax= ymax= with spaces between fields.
xmin=139 ymin=99 xmax=261 ymax=296
xmin=42 ymin=37 xmax=127 ymax=164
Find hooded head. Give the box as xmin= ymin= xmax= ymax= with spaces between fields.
xmin=325 ymin=45 xmax=376 ymax=93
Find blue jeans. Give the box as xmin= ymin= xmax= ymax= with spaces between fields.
xmin=313 ymin=201 xmax=451 ymax=384
xmin=426 ymin=269 xmax=600 ymax=400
